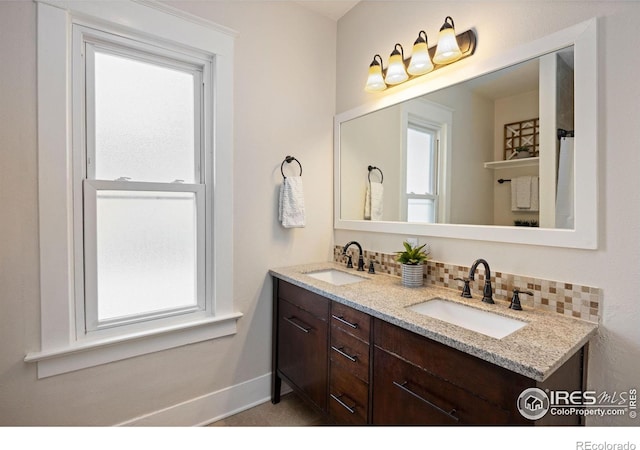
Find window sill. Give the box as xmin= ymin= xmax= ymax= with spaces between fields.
xmin=25 ymin=312 xmax=242 ymax=378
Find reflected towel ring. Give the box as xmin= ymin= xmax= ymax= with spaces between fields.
xmin=368 ymin=165 xmax=383 ymax=183
xmin=281 ymin=156 xmax=302 ymax=179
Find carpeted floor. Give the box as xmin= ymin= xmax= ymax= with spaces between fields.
xmin=208 ymin=393 xmax=329 ymax=426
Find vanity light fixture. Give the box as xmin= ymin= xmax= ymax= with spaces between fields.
xmin=433 ymin=16 xmax=463 ymax=64
xmin=384 ymin=43 xmax=409 ymax=85
xmin=364 ymin=16 xmax=476 ymax=92
xmin=407 ymin=31 xmax=434 ymax=76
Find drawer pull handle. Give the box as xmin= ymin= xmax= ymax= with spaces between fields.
xmin=331 ymin=345 xmax=358 ymax=362
xmin=330 ymin=393 xmax=356 ymax=414
xmin=392 ymin=381 xmax=459 ymax=422
xmin=284 ymin=316 xmax=311 ymax=333
xmin=331 ymin=314 xmax=358 ymax=329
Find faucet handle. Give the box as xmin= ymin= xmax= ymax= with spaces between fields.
xmin=509 ymin=288 xmax=533 ymax=310
xmin=454 ymin=277 xmax=472 ymax=298
xmin=345 ymin=254 xmax=353 ymax=268
xmin=368 ymin=260 xmax=375 ymax=274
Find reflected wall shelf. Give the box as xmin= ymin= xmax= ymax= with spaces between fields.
xmin=484 ymin=157 xmax=539 ymax=170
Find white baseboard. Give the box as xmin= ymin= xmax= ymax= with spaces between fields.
xmin=116 ymin=373 xmax=291 ymax=426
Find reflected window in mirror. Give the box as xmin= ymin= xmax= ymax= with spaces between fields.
xmin=404 ymin=121 xmax=439 ymax=223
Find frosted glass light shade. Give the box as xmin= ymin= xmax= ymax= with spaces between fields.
xmin=408 ymin=41 xmax=434 ymax=76
xmin=433 ymin=20 xmax=463 ymax=65
xmin=365 ymin=60 xmax=386 ymax=92
xmin=385 ymin=45 xmax=408 ymax=85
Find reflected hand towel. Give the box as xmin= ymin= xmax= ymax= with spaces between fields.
xmin=511 ymin=176 xmax=539 ymax=212
xmin=364 ymin=181 xmax=383 ymax=221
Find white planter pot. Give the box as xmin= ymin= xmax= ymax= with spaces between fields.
xmin=401 ymin=263 xmax=424 ymax=287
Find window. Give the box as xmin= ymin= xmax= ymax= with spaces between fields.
xmin=29 ymin=1 xmax=238 ymax=378
xmin=400 ymin=100 xmax=452 ymax=224
xmin=75 ymin=27 xmax=211 ymax=336
xmin=405 ymin=122 xmax=439 ymax=223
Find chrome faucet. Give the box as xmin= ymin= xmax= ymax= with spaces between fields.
xmin=343 ymin=241 xmax=365 ymax=271
xmin=468 ymin=258 xmax=494 ymax=304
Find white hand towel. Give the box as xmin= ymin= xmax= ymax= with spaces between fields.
xmin=279 ymin=176 xmax=305 ymax=228
xmin=511 ymin=176 xmax=539 ymax=212
xmin=516 ymin=176 xmax=532 ymax=209
xmin=530 ymin=176 xmax=539 ymax=212
xmin=364 ymin=181 xmax=383 ymax=221
xmin=370 ymin=181 xmax=383 ymax=221
xmin=364 ymin=184 xmax=371 ymax=220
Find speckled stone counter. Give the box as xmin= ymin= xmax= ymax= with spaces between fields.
xmin=269 ymin=262 xmax=598 ymax=382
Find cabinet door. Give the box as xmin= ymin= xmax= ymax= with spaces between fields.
xmin=372 ymin=348 xmax=511 ymax=425
xmin=278 ymin=299 xmax=328 ymax=411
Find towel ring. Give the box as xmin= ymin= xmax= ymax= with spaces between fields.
xmin=368 ymin=165 xmax=383 ymax=183
xmin=281 ymin=156 xmax=302 ymax=179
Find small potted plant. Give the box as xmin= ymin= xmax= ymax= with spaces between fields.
xmin=515 ymin=146 xmax=531 ymax=159
xmin=396 ymin=241 xmax=430 ymax=287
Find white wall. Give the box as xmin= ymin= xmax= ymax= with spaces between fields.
xmin=0 ymin=0 xmax=335 ymax=425
xmin=336 ymin=1 xmax=640 ymax=425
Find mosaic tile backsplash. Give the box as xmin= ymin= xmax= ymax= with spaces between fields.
xmin=334 ymin=246 xmax=601 ymax=323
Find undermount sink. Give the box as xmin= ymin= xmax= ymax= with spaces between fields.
xmin=407 ymin=298 xmax=527 ymax=339
xmin=305 ymin=269 xmax=367 ymax=286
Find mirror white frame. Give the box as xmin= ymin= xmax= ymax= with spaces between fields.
xmin=334 ymin=18 xmax=597 ymax=249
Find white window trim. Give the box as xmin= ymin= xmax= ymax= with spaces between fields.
xmin=26 ymin=0 xmax=240 ymax=378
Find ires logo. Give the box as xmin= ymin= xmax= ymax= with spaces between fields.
xmin=517 ymin=388 xmax=638 ymax=420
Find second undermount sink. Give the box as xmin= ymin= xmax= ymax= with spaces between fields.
xmin=305 ymin=269 xmax=367 ymax=286
xmin=407 ymin=298 xmax=527 ymax=339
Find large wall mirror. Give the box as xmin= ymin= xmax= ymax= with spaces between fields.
xmin=334 ymin=19 xmax=597 ymax=249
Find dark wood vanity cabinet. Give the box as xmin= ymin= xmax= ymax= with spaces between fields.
xmin=272 ymin=278 xmax=586 ymax=426
xmin=272 ymin=280 xmax=329 ymax=412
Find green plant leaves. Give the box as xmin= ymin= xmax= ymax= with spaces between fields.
xmin=395 ymin=241 xmax=429 ymax=265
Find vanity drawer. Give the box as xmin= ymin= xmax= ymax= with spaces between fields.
xmin=278 ymin=280 xmax=329 ymax=320
xmin=373 ymin=319 xmax=530 ymax=407
xmin=372 ymin=347 xmax=511 ymax=425
xmin=331 ymin=301 xmax=371 ymax=342
xmin=330 ymin=327 xmax=370 ymax=383
xmin=329 ymin=362 xmax=369 ymax=425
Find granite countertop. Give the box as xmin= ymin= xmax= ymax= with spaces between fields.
xmin=269 ymin=261 xmax=598 ymax=382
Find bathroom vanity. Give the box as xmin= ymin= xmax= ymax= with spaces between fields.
xmin=270 ymin=263 xmax=597 ymax=426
